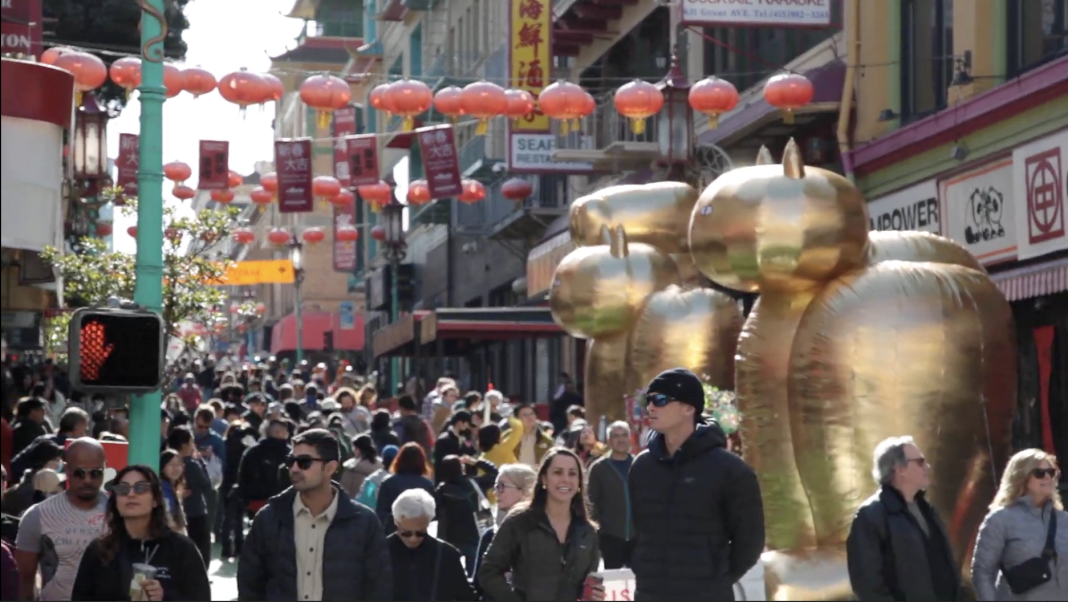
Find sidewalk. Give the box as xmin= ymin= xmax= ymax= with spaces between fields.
xmin=208 ymin=543 xmax=239 ymax=601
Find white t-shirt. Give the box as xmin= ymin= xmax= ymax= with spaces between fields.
xmin=16 ymin=492 xmax=109 ymax=601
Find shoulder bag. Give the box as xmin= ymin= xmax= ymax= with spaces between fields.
xmin=1001 ymin=509 xmax=1058 ymax=595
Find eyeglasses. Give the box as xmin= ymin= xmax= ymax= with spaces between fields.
xmin=398 ymin=530 xmax=428 ymax=539
xmin=643 ymin=393 xmax=677 ymax=408
xmin=1032 ymin=468 xmax=1059 ymax=479
xmin=494 ymin=483 xmax=520 ymax=494
xmin=113 ymin=481 xmax=152 ymax=497
xmin=71 ymin=468 xmax=106 ymax=480
xmin=285 ymin=455 xmax=328 ymax=470
xmin=906 ymin=457 xmax=927 ymax=467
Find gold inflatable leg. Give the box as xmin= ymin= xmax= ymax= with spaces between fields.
xmin=584 ymin=333 xmax=630 ymax=427
xmin=762 ymin=547 xmax=853 ymax=601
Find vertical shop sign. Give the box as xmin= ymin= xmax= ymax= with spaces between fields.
xmin=197 ymin=140 xmax=229 ymax=190
xmin=333 ymin=106 xmax=357 ymax=188
xmin=116 ymin=134 xmax=139 ymax=188
xmin=347 ymin=135 xmax=380 ymax=187
xmin=507 ymin=0 xmax=555 ymax=172
xmin=274 ymin=139 xmax=314 ymax=213
xmin=1013 ymin=129 xmax=1067 ymax=260
xmin=416 ymin=125 xmax=462 ymax=199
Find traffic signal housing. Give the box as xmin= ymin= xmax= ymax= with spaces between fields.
xmin=69 ymin=307 xmax=165 ymax=393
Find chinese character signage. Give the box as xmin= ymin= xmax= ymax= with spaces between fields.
xmin=333 ymin=106 xmax=358 ymax=188
xmin=416 ymin=125 xmax=462 ymax=199
xmin=274 ymin=138 xmax=314 ymax=213
xmin=509 ymin=0 xmax=550 ymax=132
xmin=1 ymin=0 xmax=42 ymax=58
xmin=1012 ymin=129 xmax=1067 ymax=260
xmin=333 ymin=203 xmax=358 ymax=272
xmin=116 ymin=134 xmax=139 ymax=188
xmin=347 ymin=135 xmax=380 ymax=187
xmin=197 ymin=140 xmax=229 ymax=190
xmin=681 ymin=0 xmax=832 ymax=27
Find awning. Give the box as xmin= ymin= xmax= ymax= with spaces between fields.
xmin=990 ymin=257 xmax=1068 ymax=302
xmin=372 ymin=307 xmax=562 ymax=358
xmin=270 ymin=311 xmax=364 ymax=354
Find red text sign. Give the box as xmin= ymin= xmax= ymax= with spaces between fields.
xmin=347 ymin=135 xmax=380 ymax=187
xmin=116 ymin=134 xmax=139 ymax=188
xmin=1 ymin=0 xmax=42 ymax=58
xmin=197 ymin=140 xmax=229 ymax=190
xmin=416 ymin=125 xmax=462 ymax=199
xmin=275 ymin=139 xmax=314 ymax=213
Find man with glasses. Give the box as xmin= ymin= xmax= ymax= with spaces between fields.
xmin=629 ymin=368 xmax=765 ymax=601
xmin=238 ymin=428 xmax=391 ymax=601
xmin=14 ymin=438 xmax=108 ymax=601
xmin=846 ymin=436 xmax=962 ymax=601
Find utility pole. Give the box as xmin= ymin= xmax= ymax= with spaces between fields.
xmin=128 ymin=0 xmax=167 ymax=468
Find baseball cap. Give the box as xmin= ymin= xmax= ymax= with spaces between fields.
xmin=645 ymin=367 xmax=706 ymax=421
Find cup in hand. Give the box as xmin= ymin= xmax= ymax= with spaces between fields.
xmin=129 ymin=563 xmax=158 ymax=601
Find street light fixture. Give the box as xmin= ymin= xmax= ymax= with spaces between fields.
xmin=380 ymin=193 xmax=407 ymax=393
xmin=289 ymin=235 xmax=306 ymax=365
xmin=72 ymin=93 xmax=109 ymax=181
xmin=656 ymin=53 xmax=693 ymax=167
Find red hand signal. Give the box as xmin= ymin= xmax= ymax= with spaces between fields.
xmin=80 ymin=321 xmax=115 ymax=380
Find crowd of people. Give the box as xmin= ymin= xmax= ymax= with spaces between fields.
xmin=1 ymin=355 xmax=1065 ymax=601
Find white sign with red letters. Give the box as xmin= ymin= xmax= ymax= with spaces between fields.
xmin=1013 ymin=129 xmax=1068 ymax=260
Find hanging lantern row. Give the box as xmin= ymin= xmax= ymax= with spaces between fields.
xmin=300 ymin=73 xmax=352 ymax=129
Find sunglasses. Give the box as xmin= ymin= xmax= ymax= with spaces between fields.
xmin=493 ymin=483 xmax=520 ymax=494
xmin=906 ymin=457 xmax=928 ymax=467
xmin=643 ymin=393 xmax=677 ymax=408
xmin=71 ymin=468 xmax=106 ymax=480
xmin=1032 ymin=468 xmax=1059 ymax=479
xmin=398 ymin=530 xmax=428 ymax=539
xmin=113 ymin=481 xmax=152 ymax=497
xmin=285 ymin=455 xmax=328 ymax=470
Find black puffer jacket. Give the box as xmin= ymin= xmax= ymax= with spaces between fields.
xmin=237 ymin=437 xmax=290 ymax=503
xmin=629 ymin=422 xmax=765 ymax=601
xmin=237 ymin=486 xmax=392 ymax=601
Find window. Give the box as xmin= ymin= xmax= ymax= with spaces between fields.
xmin=901 ymin=0 xmax=954 ymax=120
xmin=1008 ymin=0 xmax=1068 ymax=76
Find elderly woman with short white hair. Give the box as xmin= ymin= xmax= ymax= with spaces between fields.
xmin=388 ymin=489 xmax=477 ymax=601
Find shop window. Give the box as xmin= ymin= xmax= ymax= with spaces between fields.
xmin=901 ymin=0 xmax=953 ymax=121
xmin=1008 ymin=0 xmax=1068 ymax=77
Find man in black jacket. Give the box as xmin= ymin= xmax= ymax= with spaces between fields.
xmin=432 ymin=410 xmax=476 ymax=483
xmin=238 ymin=418 xmax=291 ymax=510
xmin=629 ymin=368 xmax=765 ymax=601
xmin=237 ymin=428 xmax=392 ymax=601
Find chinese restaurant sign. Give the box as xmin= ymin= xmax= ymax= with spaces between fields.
xmin=274 ymin=138 xmax=314 ymax=213
xmin=681 ymin=0 xmax=833 ymax=27
xmin=197 ymin=140 xmax=229 ymax=190
xmin=347 ymin=135 xmax=380 ymax=187
xmin=116 ymin=134 xmax=139 ymax=188
xmin=417 ymin=125 xmax=462 ymax=199
xmin=1 ymin=0 xmax=42 ymax=58
xmin=509 ymin=0 xmax=550 ymax=132
xmin=333 ymin=106 xmax=358 ymax=188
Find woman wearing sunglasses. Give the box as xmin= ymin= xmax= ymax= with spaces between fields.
xmin=972 ymin=448 xmax=1067 ymax=600
xmin=388 ymin=489 xmax=477 ymax=601
xmin=470 ymin=463 xmax=536 ymax=598
xmin=70 ymin=465 xmax=211 ymax=601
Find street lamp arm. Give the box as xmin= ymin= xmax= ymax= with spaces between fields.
xmin=134 ymin=0 xmax=168 ymax=62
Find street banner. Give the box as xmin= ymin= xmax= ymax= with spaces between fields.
xmin=1 ymin=0 xmax=42 ymax=58
xmin=333 ymin=106 xmax=358 ymax=188
xmin=347 ymin=135 xmax=380 ymax=187
xmin=416 ymin=124 xmax=462 ymax=199
xmin=116 ymin=134 xmax=139 ymax=188
xmin=333 ymin=202 xmax=358 ymax=272
xmin=275 ymin=138 xmax=314 ymax=213
xmin=197 ymin=140 xmax=230 ymax=190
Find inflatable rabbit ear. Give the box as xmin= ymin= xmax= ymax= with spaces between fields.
xmin=783 ymin=138 xmax=805 ymax=179
xmin=599 ymin=224 xmax=630 ymax=258
xmin=755 ymin=145 xmax=774 ymax=165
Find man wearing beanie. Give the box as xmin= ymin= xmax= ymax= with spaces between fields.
xmin=628 ymin=367 xmax=765 ymax=601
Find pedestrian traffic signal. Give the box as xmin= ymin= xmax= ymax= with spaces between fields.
xmin=69 ymin=307 xmax=165 ymax=393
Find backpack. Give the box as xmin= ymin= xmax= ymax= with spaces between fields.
xmin=355 ymin=470 xmax=390 ymax=508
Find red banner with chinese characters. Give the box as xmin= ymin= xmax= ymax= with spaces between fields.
xmin=198 ymin=140 xmax=229 ymax=190
xmin=333 ymin=204 xmax=358 ymax=273
xmin=347 ymin=135 xmax=380 ymax=187
xmin=116 ymin=134 xmax=139 ymax=188
xmin=1 ymin=0 xmax=42 ymax=58
xmin=416 ymin=125 xmax=462 ymax=199
xmin=333 ymin=106 xmax=358 ymax=188
xmin=274 ymin=139 xmax=314 ymax=213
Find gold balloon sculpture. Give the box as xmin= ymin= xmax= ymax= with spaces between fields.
xmin=549 ymin=139 xmax=1016 ymax=600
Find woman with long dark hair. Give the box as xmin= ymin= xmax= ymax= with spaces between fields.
xmin=375 ymin=442 xmax=435 ymax=534
xmin=165 ymin=426 xmax=214 ymax=567
xmin=70 ymin=465 xmax=211 ymax=601
xmin=478 ymin=448 xmax=605 ymax=601
xmin=158 ymin=449 xmax=187 ymax=534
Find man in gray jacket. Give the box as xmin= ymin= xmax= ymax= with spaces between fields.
xmin=588 ymin=421 xmax=636 ymax=569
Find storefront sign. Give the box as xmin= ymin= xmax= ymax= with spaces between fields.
xmin=417 ymin=125 xmax=462 ymax=199
xmin=116 ymin=133 xmax=139 ymax=188
xmin=1013 ymin=129 xmax=1067 ymax=260
xmin=508 ymin=0 xmax=550 ymax=132
xmin=867 ymin=180 xmax=939 ymax=233
xmin=274 ymin=138 xmax=313 ymax=213
xmin=941 ymin=157 xmax=1017 ymax=265
xmin=333 ymin=106 xmax=357 ymax=188
xmin=509 ymin=133 xmax=594 ymax=173
xmin=347 ymin=134 xmax=379 ymax=187
xmin=1 ymin=0 xmax=42 ymax=58
xmin=681 ymin=0 xmax=833 ymax=27
xmin=197 ymin=140 xmax=229 ymax=190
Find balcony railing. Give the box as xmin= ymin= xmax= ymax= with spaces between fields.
xmin=550 ymin=96 xmax=661 ymax=167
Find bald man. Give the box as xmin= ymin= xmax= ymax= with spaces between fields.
xmin=15 ymin=438 xmax=108 ymax=601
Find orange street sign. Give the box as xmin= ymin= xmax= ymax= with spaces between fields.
xmin=214 ymin=260 xmax=295 ymax=286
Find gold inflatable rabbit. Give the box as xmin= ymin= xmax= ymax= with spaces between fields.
xmin=687 ymin=139 xmax=1016 ymax=600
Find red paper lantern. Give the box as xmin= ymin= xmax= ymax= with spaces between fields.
xmin=577 ymin=91 xmax=596 ymax=119
xmin=501 ymin=178 xmax=532 ymax=201
xmin=261 ymin=172 xmax=278 ymax=194
xmin=503 ymin=88 xmax=536 ymax=123
xmin=300 ymin=74 xmax=352 ymax=129
xmin=407 ymin=179 xmax=432 ymax=205
xmin=336 ymin=225 xmax=359 ymax=242
xmin=763 ymin=72 xmax=814 ymax=124
xmin=458 ymin=179 xmax=486 ymax=204
xmin=172 ymin=185 xmax=196 ymax=201
xmin=357 ymin=180 xmax=392 ymax=205
xmin=96 ymin=222 xmax=113 ymax=237
xmin=211 ymin=189 xmax=235 ymax=204
xmin=232 ymin=227 xmax=256 ymax=245
xmin=302 ymin=227 xmax=326 ymax=245
xmin=387 ymin=78 xmax=433 ymax=131
xmin=614 ymin=79 xmax=664 ymax=135
xmin=369 ymin=83 xmax=394 ymax=114
xmin=255 ymin=302 xmax=268 ymax=316
xmin=261 ymin=73 xmax=285 ymax=104
xmin=689 ymin=76 xmax=739 ymax=129
xmin=267 ymin=228 xmax=292 ymax=246
xmin=53 ymin=51 xmax=108 ymax=99
xmin=41 ymin=46 xmax=70 ymax=65
xmin=312 ymin=175 xmax=342 ymax=202
xmin=331 ymin=189 xmax=356 ymax=208
xmin=127 ymin=225 xmax=138 ymax=238
xmin=219 ymin=69 xmax=268 ymax=110
xmin=370 ymin=225 xmax=387 ymax=241
xmin=163 ymin=161 xmax=192 ymax=183
xmin=460 ymin=80 xmax=508 ymax=135
xmin=538 ymin=80 xmax=587 ymax=134
xmin=250 ymin=186 xmax=273 ymax=207
xmin=432 ymin=86 xmax=464 ymax=123
xmin=227 ymin=170 xmax=243 ymax=188
xmin=182 ymin=67 xmax=217 ymax=98
xmin=163 ymin=63 xmax=184 ymax=99
xmin=109 ymin=57 xmax=142 ymax=95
